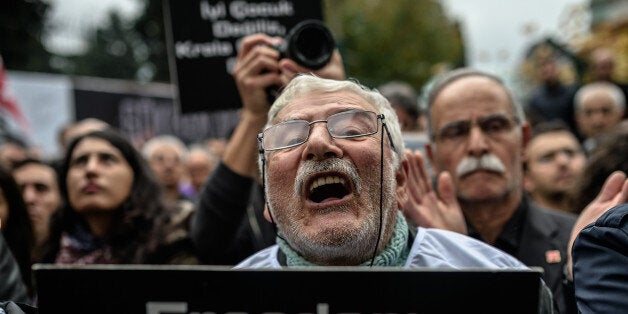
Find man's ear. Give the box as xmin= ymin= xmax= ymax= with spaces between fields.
xmin=395 ymin=154 xmax=410 ymax=210
xmin=425 ymin=143 xmax=439 ymax=173
xmin=263 ymin=205 xmax=273 ymax=223
xmin=521 ymin=121 xmax=532 ymax=151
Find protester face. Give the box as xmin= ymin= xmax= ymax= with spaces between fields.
xmin=393 ymin=105 xmax=419 ymax=132
xmin=186 ymin=151 xmax=215 ymax=191
xmin=591 ymin=52 xmax=614 ymax=81
xmin=66 ymin=137 xmax=134 ymax=213
xmin=525 ymin=131 xmax=585 ymax=196
xmin=264 ymin=90 xmax=398 ymax=265
xmin=538 ymin=60 xmax=560 ymax=84
xmin=575 ymin=90 xmax=623 ymax=139
xmin=0 ymin=143 xmax=28 ymax=170
xmin=147 ymin=145 xmax=185 ymax=189
xmin=13 ymin=163 xmax=61 ymax=242
xmin=427 ymin=76 xmax=527 ymax=203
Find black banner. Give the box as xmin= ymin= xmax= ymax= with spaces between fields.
xmin=164 ymin=0 xmax=324 ymax=113
xmin=73 ymin=88 xmax=238 ymax=147
xmin=36 ymin=265 xmax=542 ymax=314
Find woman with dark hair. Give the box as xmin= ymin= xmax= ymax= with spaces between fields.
xmin=42 ymin=129 xmax=197 ymax=264
xmin=0 ymin=167 xmax=35 ymax=299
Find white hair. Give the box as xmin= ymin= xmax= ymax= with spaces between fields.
xmin=266 ymin=74 xmax=405 ymax=164
xmin=574 ymin=82 xmax=626 ymax=112
xmin=141 ymin=135 xmax=188 ymax=161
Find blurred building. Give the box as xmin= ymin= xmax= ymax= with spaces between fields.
xmin=6 ymin=71 xmax=238 ymax=159
xmin=582 ymin=0 xmax=628 ymax=82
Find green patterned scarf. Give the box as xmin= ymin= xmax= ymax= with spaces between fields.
xmin=278 ymin=211 xmax=409 ymax=267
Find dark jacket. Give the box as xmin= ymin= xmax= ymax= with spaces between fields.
xmin=525 ymin=82 xmax=578 ymax=134
xmin=0 ymin=302 xmax=37 ymax=314
xmin=0 ymin=234 xmax=29 ymax=304
xmin=191 ymin=162 xmax=275 ymax=265
xmin=469 ymin=197 xmax=577 ymax=313
xmin=517 ymin=200 xmax=577 ymax=314
xmin=572 ymin=203 xmax=628 ymax=313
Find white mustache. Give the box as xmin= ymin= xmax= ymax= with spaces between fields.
xmin=456 ymin=154 xmax=506 ymax=177
xmin=295 ymin=159 xmax=361 ymax=196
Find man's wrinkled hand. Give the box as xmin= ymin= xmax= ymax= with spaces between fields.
xmin=397 ymin=150 xmax=467 ymax=234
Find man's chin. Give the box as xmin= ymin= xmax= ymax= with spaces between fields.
xmin=457 ymin=185 xmax=511 ymax=204
xmin=287 ymin=217 xmax=365 ymax=248
xmin=292 ymin=227 xmax=372 ymax=265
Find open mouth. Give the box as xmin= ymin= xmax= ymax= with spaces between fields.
xmin=307 ymin=174 xmax=351 ymax=203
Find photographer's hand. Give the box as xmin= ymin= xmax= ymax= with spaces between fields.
xmin=225 ymin=34 xmax=283 ymax=178
xmin=233 ymin=34 xmax=283 ymax=114
xmin=278 ymin=49 xmax=346 ymax=85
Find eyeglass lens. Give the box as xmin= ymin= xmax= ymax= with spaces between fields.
xmin=262 ymin=110 xmax=379 ymax=151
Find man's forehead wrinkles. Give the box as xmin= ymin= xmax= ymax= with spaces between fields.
xmin=279 ymin=106 xmax=364 ymax=122
xmin=276 ymin=94 xmax=372 ymax=123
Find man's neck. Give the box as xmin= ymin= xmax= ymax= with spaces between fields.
xmin=461 ymin=189 xmax=522 ymax=245
xmin=532 ymin=191 xmax=569 ymax=212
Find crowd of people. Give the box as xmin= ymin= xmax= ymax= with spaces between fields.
xmin=0 ymin=31 xmax=627 ymax=314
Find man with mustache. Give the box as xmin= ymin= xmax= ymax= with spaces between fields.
xmin=235 ymin=74 xmax=534 ymax=272
xmin=399 ymin=68 xmax=586 ymax=314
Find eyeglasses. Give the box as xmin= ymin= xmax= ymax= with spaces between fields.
xmin=257 ymin=109 xmax=393 ymax=267
xmin=258 ymin=110 xmax=383 ymax=151
xmin=432 ymin=114 xmax=519 ymax=143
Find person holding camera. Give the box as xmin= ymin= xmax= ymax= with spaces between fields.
xmin=191 ymin=30 xmax=345 ymax=265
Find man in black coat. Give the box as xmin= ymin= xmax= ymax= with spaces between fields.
xmin=399 ymin=68 xmax=577 ymax=313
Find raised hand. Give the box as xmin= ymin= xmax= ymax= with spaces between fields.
xmin=232 ymin=33 xmax=283 ymax=115
xmin=567 ymin=171 xmax=628 ymax=279
xmin=397 ymin=150 xmax=467 ymax=234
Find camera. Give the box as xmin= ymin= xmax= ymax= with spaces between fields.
xmin=274 ymin=19 xmax=336 ymax=70
xmin=265 ymin=20 xmax=336 ymax=102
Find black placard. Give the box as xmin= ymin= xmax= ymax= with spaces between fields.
xmin=35 ymin=265 xmax=542 ymax=314
xmin=164 ymin=0 xmax=324 ymax=113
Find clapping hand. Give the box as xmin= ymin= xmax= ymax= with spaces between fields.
xmin=567 ymin=171 xmax=628 ymax=279
xmin=397 ymin=150 xmax=467 ymax=234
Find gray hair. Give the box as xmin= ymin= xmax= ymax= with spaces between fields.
xmin=425 ymin=68 xmax=525 ymax=139
xmin=266 ymin=74 xmax=405 ymax=166
xmin=574 ymin=82 xmax=626 ymax=112
xmin=377 ymin=81 xmax=420 ymax=119
xmin=141 ymin=135 xmax=188 ymax=161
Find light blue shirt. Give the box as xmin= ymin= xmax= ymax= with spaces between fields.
xmin=235 ymin=227 xmax=528 ymax=269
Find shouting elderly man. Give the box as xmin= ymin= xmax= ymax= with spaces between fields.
xmin=236 ymin=74 xmax=533 ymax=270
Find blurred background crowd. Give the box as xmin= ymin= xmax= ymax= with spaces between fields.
xmin=0 ymin=0 xmax=627 ymax=310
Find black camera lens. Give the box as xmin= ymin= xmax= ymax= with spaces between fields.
xmin=266 ymin=20 xmax=336 ymax=103
xmin=281 ymin=19 xmax=335 ymax=70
